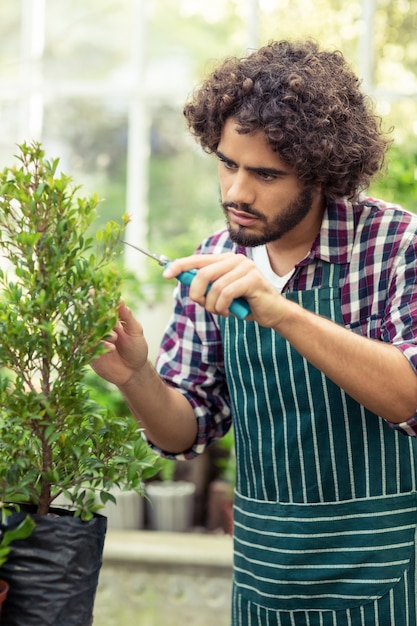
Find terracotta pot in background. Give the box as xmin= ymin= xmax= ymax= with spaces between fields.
xmin=206 ymin=479 xmax=234 ymax=534
xmin=0 ymin=578 xmax=10 ymax=618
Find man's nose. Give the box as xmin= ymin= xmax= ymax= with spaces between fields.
xmin=225 ymin=170 xmax=255 ymax=206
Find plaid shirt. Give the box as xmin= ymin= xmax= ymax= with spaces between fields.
xmin=155 ymin=195 xmax=417 ymax=458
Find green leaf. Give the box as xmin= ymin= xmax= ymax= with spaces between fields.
xmin=0 ymin=515 xmax=36 ymax=567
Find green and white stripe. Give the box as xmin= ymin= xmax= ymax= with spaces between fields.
xmin=219 ymin=261 xmax=417 ymax=624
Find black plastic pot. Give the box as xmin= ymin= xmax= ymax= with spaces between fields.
xmin=0 ymin=505 xmax=107 ymax=626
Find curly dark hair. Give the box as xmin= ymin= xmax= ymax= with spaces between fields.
xmin=183 ymin=40 xmax=391 ymax=200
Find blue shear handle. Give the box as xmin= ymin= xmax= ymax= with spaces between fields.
xmin=173 ymin=268 xmax=251 ymax=320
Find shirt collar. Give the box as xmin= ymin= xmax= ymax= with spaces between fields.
xmin=239 ymin=197 xmax=358 ymax=268
xmin=299 ymin=197 xmax=355 ymax=268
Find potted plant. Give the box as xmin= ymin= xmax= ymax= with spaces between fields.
xmin=145 ymin=458 xmax=197 ymax=532
xmin=0 ymin=142 xmax=158 ymax=626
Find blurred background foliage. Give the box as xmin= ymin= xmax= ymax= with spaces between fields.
xmin=0 ymin=0 xmax=416 ymax=274
xmin=0 ymin=1 xmax=415 ymax=479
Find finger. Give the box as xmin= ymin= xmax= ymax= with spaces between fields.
xmin=202 ymin=269 xmax=249 ymax=316
xmin=116 ymin=301 xmax=139 ymax=333
xmin=100 ymin=340 xmax=116 ymax=352
xmin=162 ymin=253 xmax=231 ymax=279
xmin=103 ymin=330 xmax=118 ymax=343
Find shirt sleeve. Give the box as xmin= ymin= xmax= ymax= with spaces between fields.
xmin=385 ymin=416 xmax=417 ymax=437
xmin=384 ymin=224 xmax=417 ymax=435
xmin=151 ymin=281 xmax=232 ymax=459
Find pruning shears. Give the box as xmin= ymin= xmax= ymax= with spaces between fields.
xmin=123 ymin=241 xmax=251 ymax=320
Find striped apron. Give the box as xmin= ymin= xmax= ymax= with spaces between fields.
xmin=219 ymin=262 xmax=417 ymax=625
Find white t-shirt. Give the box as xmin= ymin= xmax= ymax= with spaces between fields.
xmin=250 ymin=245 xmax=294 ymax=293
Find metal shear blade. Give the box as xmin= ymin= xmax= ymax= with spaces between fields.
xmin=122 ymin=241 xmax=170 ymax=266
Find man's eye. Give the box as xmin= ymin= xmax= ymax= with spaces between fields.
xmin=219 ymin=157 xmax=237 ymax=170
xmin=258 ymin=172 xmax=276 ymax=181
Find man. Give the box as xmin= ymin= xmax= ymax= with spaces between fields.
xmin=93 ymin=40 xmax=417 ymax=624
